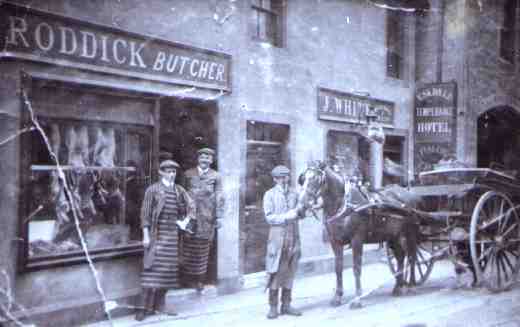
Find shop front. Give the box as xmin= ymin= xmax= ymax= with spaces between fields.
xmin=0 ymin=3 xmax=231 ymax=325
xmin=318 ymin=87 xmax=408 ymax=186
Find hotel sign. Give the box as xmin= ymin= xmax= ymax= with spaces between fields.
xmin=414 ymin=82 xmax=458 ymax=173
xmin=317 ymin=87 xmax=395 ymax=127
xmin=0 ymin=3 xmax=231 ymax=91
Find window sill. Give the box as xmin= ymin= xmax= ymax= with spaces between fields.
xmin=23 ymin=243 xmax=144 ymax=272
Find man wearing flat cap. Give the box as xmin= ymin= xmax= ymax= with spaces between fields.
xmin=263 ymin=165 xmax=305 ymax=319
xmin=135 ymin=160 xmax=195 ymax=321
xmin=181 ymin=148 xmax=224 ymax=291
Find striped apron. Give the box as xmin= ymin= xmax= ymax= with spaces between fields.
xmin=141 ymin=188 xmax=180 ymax=289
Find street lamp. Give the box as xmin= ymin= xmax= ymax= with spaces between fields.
xmin=366 ymin=105 xmax=386 ymax=191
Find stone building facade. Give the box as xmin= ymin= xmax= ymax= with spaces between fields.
xmin=416 ymin=0 xmax=520 ymax=171
xmin=0 ymin=0 xmax=419 ymax=325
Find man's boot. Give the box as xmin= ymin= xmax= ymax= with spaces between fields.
xmin=280 ymin=288 xmax=302 ymax=316
xmin=154 ymin=289 xmax=177 ymax=316
xmin=135 ymin=288 xmax=152 ymax=321
xmin=266 ymin=289 xmax=279 ymax=319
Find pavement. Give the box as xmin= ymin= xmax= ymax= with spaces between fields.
xmin=86 ymin=259 xmax=520 ymax=327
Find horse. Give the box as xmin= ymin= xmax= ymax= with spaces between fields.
xmin=298 ymin=162 xmax=420 ymax=308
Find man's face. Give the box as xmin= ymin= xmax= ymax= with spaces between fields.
xmin=198 ymin=153 xmax=213 ymax=170
xmin=274 ymin=175 xmax=290 ymax=190
xmin=161 ymin=167 xmax=177 ymax=183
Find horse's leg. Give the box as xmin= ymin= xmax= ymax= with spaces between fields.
xmin=330 ymin=241 xmax=344 ymax=307
xmin=390 ymin=239 xmax=405 ymax=296
xmin=349 ymin=236 xmax=364 ymax=309
xmin=406 ymin=224 xmax=419 ymax=291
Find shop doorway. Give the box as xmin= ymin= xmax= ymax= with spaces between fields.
xmin=242 ymin=121 xmax=290 ymax=274
xmin=159 ymin=97 xmax=218 ymax=285
xmin=477 ymin=106 xmax=520 ymax=175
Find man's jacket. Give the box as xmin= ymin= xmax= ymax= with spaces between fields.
xmin=263 ymin=185 xmax=301 ymax=274
xmin=140 ymin=182 xmax=195 ymax=268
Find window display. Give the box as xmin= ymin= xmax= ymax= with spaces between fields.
xmin=23 ymin=116 xmax=152 ymax=264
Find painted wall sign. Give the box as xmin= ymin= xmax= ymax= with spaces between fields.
xmin=317 ymin=87 xmax=395 ymax=127
xmin=414 ymin=82 xmax=457 ymax=173
xmin=0 ymin=3 xmax=231 ymax=91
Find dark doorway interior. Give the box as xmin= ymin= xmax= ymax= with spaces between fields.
xmin=242 ymin=121 xmax=290 ymax=274
xmin=159 ymin=97 xmax=218 ymax=285
xmin=477 ymin=106 xmax=520 ymax=175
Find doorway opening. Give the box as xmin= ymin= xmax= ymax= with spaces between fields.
xmin=159 ymin=97 xmax=218 ymax=286
xmin=477 ymin=106 xmax=520 ymax=175
xmin=242 ymin=121 xmax=290 ymax=274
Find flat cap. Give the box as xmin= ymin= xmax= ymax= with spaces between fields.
xmin=271 ymin=165 xmax=290 ymax=177
xmin=197 ymin=147 xmax=216 ymax=156
xmin=159 ymin=160 xmax=180 ymax=170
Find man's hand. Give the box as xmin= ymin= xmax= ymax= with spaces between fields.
xmin=142 ymin=228 xmax=150 ymax=248
xmin=215 ymin=219 xmax=222 ymax=229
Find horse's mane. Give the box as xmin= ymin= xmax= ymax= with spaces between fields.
xmin=321 ymin=166 xmax=347 ymax=218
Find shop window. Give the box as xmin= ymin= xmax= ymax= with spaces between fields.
xmin=386 ymin=9 xmax=406 ymax=80
xmin=243 ymin=121 xmax=289 ymax=274
xmin=329 ymin=131 xmax=406 ymax=186
xmin=251 ymin=0 xmax=285 ymax=47
xmin=20 ymin=81 xmax=154 ymax=270
xmin=500 ymin=0 xmax=518 ymax=64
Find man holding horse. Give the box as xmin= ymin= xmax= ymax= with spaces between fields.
xmin=263 ymin=165 xmax=305 ymax=319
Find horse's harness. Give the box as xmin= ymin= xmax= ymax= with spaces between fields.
xmin=303 ymin=166 xmax=365 ymax=226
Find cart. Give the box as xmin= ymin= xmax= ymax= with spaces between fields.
xmin=379 ymin=168 xmax=520 ymax=292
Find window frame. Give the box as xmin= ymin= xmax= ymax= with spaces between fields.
xmin=385 ymin=9 xmax=406 ymax=80
xmin=17 ymin=74 xmax=158 ymax=272
xmin=251 ymin=0 xmax=286 ymax=47
xmin=499 ymin=0 xmax=518 ymax=65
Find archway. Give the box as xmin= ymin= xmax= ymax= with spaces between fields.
xmin=477 ymin=106 xmax=520 ymax=172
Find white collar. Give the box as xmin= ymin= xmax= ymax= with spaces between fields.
xmin=198 ymin=166 xmax=210 ymax=175
xmin=161 ymin=178 xmax=175 ymax=188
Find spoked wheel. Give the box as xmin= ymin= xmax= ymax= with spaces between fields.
xmin=385 ymin=240 xmax=435 ymax=286
xmin=470 ymin=191 xmax=520 ymax=292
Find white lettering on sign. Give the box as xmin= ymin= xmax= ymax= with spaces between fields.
xmin=80 ymin=31 xmax=97 ymax=58
xmin=59 ymin=26 xmax=77 ymax=55
xmin=416 ymin=87 xmax=453 ymax=101
xmin=35 ymin=22 xmax=54 ymax=51
xmin=112 ymin=38 xmax=127 ymax=64
xmin=6 ymin=16 xmax=29 ymax=47
xmin=416 ymin=107 xmax=453 ymax=117
xmin=416 ymin=122 xmax=451 ymax=134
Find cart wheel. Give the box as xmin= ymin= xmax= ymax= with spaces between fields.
xmin=385 ymin=241 xmax=435 ymax=286
xmin=470 ymin=191 xmax=520 ymax=292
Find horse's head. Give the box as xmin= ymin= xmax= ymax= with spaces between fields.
xmin=297 ymin=161 xmax=328 ymax=209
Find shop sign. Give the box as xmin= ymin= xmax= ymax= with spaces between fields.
xmin=414 ymin=82 xmax=457 ymax=173
xmin=0 ymin=3 xmax=231 ymax=91
xmin=317 ymin=87 xmax=395 ymax=127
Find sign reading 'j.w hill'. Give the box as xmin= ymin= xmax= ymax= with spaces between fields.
xmin=318 ymin=87 xmax=395 ymax=127
xmin=414 ymin=82 xmax=457 ymax=173
xmin=0 ymin=3 xmax=231 ymax=91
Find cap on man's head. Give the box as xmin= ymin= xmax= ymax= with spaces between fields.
xmin=159 ymin=160 xmax=180 ymax=170
xmin=197 ymin=147 xmax=216 ymax=157
xmin=271 ymin=165 xmax=290 ymax=177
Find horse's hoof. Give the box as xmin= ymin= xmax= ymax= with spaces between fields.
xmin=330 ymin=297 xmax=342 ymax=307
xmin=349 ymin=300 xmax=363 ymax=309
xmin=392 ymin=288 xmax=402 ymax=297
xmin=405 ymin=287 xmax=418 ymax=295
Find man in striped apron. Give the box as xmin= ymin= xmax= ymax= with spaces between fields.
xmin=135 ymin=160 xmax=195 ymax=321
xmin=263 ymin=165 xmax=305 ymax=319
xmin=181 ymin=148 xmax=224 ymax=291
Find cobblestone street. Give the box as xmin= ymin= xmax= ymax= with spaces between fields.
xmin=89 ymin=260 xmax=520 ymax=327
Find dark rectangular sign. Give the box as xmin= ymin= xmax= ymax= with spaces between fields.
xmin=0 ymin=3 xmax=231 ymax=91
xmin=414 ymin=82 xmax=457 ymax=173
xmin=317 ymin=87 xmax=394 ymax=127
